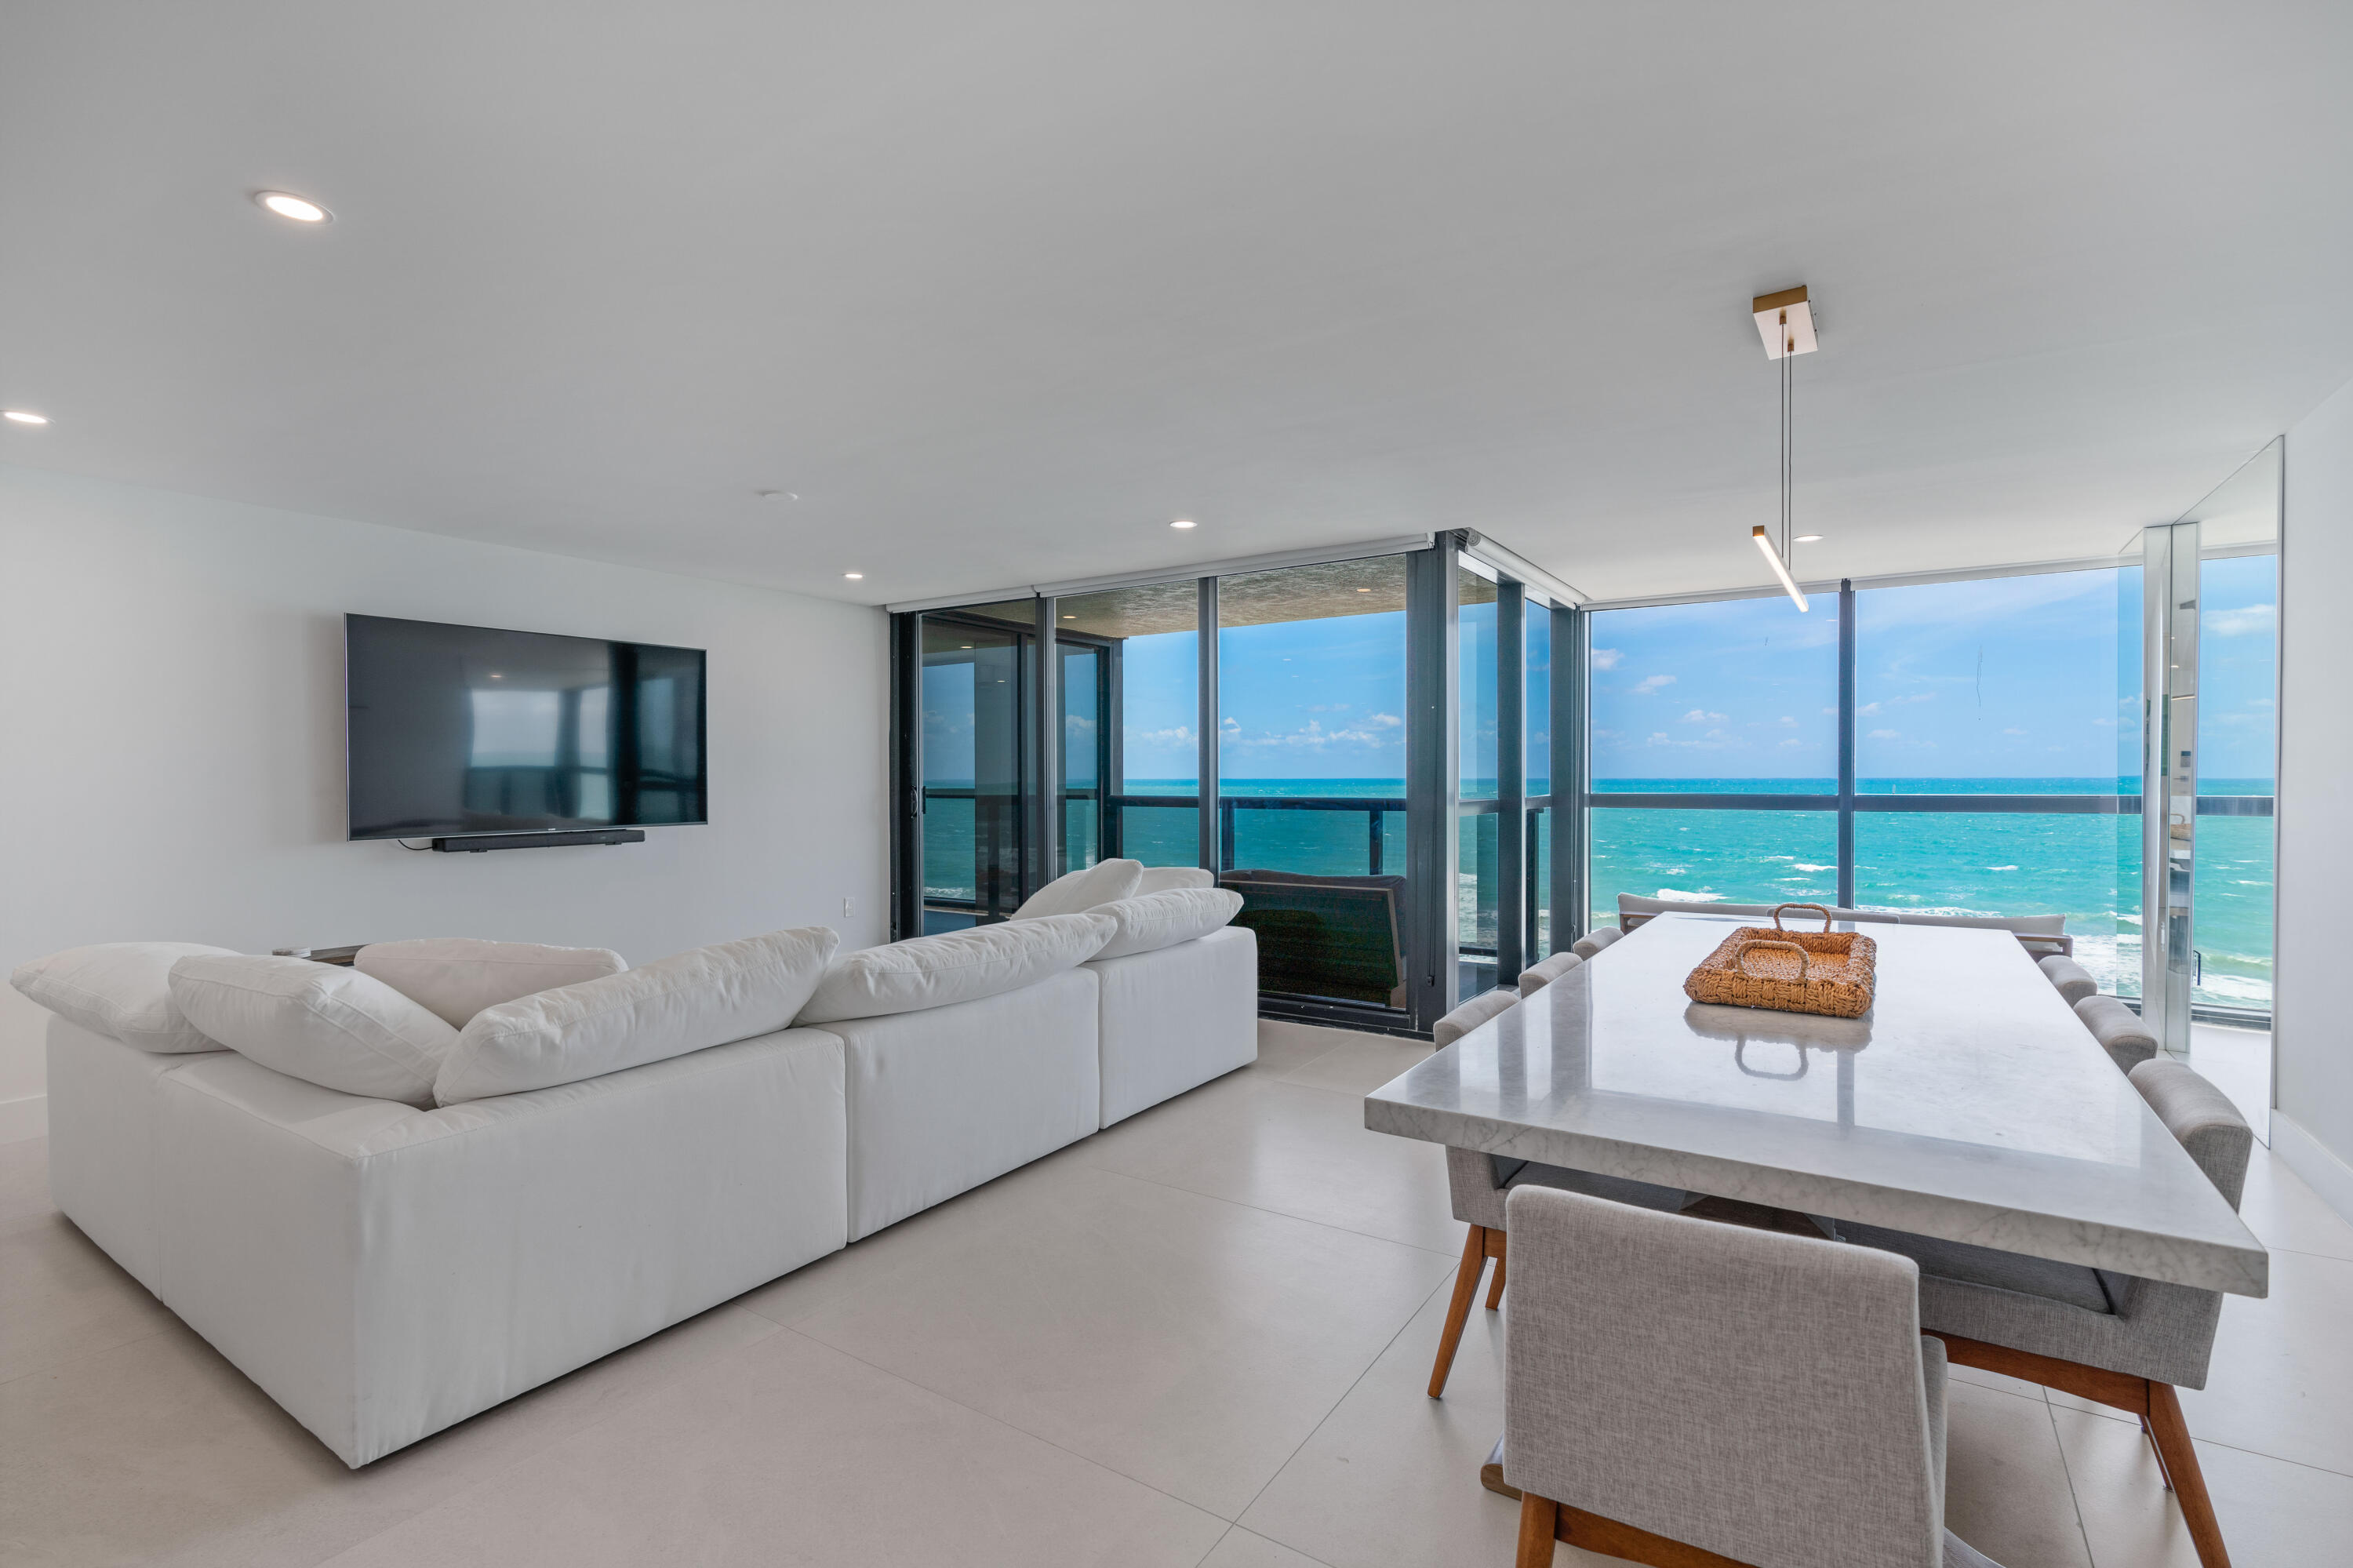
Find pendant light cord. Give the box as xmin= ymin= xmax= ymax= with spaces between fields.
xmin=1780 ymin=340 xmax=1794 ymax=559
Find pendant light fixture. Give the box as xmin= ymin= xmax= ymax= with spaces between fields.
xmin=1751 ymin=285 xmax=1817 ymax=611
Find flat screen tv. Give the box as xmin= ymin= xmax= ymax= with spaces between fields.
xmin=345 ymin=614 xmax=707 ymax=841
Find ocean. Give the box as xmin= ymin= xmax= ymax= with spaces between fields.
xmin=924 ymin=776 xmax=2275 ymax=1010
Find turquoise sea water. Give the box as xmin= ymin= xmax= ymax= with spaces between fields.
xmin=925 ymin=776 xmax=2275 ymax=1010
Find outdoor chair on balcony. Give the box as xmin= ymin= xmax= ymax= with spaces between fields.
xmin=1220 ymin=868 xmax=1406 ymax=1008
xmin=1425 ymin=988 xmax=1686 ymax=1398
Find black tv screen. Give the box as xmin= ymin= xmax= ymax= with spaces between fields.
xmin=345 ymin=614 xmax=707 ymax=840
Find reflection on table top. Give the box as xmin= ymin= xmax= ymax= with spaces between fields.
xmin=1363 ymin=915 xmax=2268 ymax=1296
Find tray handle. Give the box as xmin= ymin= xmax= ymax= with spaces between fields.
xmin=1772 ymin=902 xmax=1834 ymax=933
xmin=1733 ymin=938 xmax=1812 ymax=980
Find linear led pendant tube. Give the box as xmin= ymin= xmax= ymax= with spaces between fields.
xmin=1754 ymin=527 xmax=1809 ymax=611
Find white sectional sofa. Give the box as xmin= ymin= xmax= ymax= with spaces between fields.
xmin=25 ymin=868 xmax=1257 ymax=1468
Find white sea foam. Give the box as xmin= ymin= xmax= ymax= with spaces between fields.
xmin=1984 ymin=864 xmax=2018 ymax=871
xmin=1653 ymin=888 xmax=1723 ymax=902
xmin=1791 ymin=863 xmax=1835 ymax=872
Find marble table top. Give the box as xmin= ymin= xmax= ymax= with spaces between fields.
xmin=1365 ymin=915 xmax=2268 ymax=1297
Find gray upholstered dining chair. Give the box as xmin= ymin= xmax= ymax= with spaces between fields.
xmin=1502 ymin=1185 xmax=2002 ymax=1568
xmin=1839 ymin=1058 xmax=2249 ymax=1568
xmin=1569 ymin=925 xmax=1621 ymax=959
xmin=2072 ymin=993 xmax=2159 ymax=1071
xmin=1425 ymin=988 xmax=1685 ymax=1396
xmin=1515 ymin=949 xmax=1580 ymax=995
xmin=2038 ymin=954 xmax=2097 ymax=1004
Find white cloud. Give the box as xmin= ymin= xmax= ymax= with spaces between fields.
xmin=1679 ymin=708 xmax=1728 ymax=723
xmin=1366 ymin=711 xmax=1403 ymax=727
xmin=1867 ymin=728 xmax=1901 ymax=740
xmin=1779 ymin=715 xmax=1795 ymax=726
xmin=2204 ymin=603 xmax=2275 ymax=638
xmin=1857 ymin=693 xmax=1937 ymax=718
xmin=1135 ymin=725 xmax=1193 ymax=744
xmin=1646 ymin=732 xmax=1671 ymax=745
xmin=2002 ymin=727 xmax=2027 ymax=736
xmin=1632 ymin=674 xmax=1675 ymax=695
xmin=1591 ymin=648 xmax=1623 ymax=671
xmin=1778 ymin=737 xmax=1806 ymax=748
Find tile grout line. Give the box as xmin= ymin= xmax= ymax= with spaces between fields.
xmin=1224 ymin=1271 xmax=1461 ymax=1539
xmin=776 ymin=1322 xmax=1242 ymax=1527
xmin=2041 ymin=1391 xmax=2101 ymax=1567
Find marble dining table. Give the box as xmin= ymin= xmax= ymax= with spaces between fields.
xmin=1364 ymin=913 xmax=2268 ymax=1297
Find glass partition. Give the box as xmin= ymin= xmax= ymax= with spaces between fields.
xmin=1526 ymin=602 xmax=1555 ymax=959
xmin=2194 ymin=551 xmax=2277 ymax=1015
xmin=1055 ymin=583 xmax=1201 ymax=868
xmin=1457 ymin=565 xmax=1500 ymax=992
xmin=918 ymin=613 xmax=1027 ymax=931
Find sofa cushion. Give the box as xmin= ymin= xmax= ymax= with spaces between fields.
xmin=798 ymin=914 xmax=1114 ymax=1024
xmin=168 ymin=955 xmax=456 ymax=1106
xmin=1013 ymin=859 xmax=1143 ymax=918
xmin=354 ymin=938 xmax=627 ymax=1028
xmin=434 ymin=926 xmax=837 ymax=1106
xmin=1133 ymin=866 xmax=1215 ymax=895
xmin=12 ymin=941 xmax=242 ymax=1053
xmin=1091 ymin=888 xmax=1242 ymax=960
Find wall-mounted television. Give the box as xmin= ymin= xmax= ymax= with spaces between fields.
xmin=345 ymin=614 xmax=707 ymax=841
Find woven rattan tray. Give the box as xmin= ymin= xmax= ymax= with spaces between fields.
xmin=1682 ymin=904 xmax=1878 ymax=1018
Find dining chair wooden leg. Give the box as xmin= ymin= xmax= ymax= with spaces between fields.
xmin=1515 ymin=1493 xmax=1560 ymax=1568
xmin=1486 ymin=1248 xmax=1507 ymax=1309
xmin=1428 ymin=1224 xmax=1489 ymax=1398
xmin=2147 ymin=1381 xmax=2233 ymax=1568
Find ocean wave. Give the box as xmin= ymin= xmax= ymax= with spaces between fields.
xmin=1791 ymin=863 xmax=1835 ymax=872
xmin=1984 ymin=865 xmax=2018 ymax=871
xmin=1653 ymin=888 xmax=1723 ymax=902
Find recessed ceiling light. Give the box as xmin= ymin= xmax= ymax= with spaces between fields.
xmin=1169 ymin=519 xmax=1196 ymax=529
xmin=255 ymin=191 xmax=331 ymax=224
xmin=843 ymin=572 xmax=864 ymax=580
xmin=3 ymin=409 xmax=48 ymax=425
xmin=1062 ymin=614 xmax=1075 ymax=620
xmin=1795 ymin=534 xmax=1823 ymax=543
xmin=757 ymin=490 xmax=799 ymax=501
xmin=1355 ymin=588 xmax=1371 ymax=592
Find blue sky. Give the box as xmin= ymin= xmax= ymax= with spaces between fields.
xmin=1591 ymin=558 xmax=2276 ymax=781
xmin=935 ymin=555 xmax=2277 ymax=787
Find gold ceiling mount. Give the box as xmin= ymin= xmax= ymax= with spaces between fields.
xmin=1752 ymin=285 xmax=1817 ymax=359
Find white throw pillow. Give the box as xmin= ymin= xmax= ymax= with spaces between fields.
xmin=435 ymin=926 xmax=838 ymax=1106
xmin=1013 ymin=859 xmax=1144 ymax=919
xmin=796 ymin=913 xmax=1114 ymax=1024
xmin=1133 ymin=866 xmax=1215 ymax=895
xmin=354 ymin=938 xmax=629 ymax=1028
xmin=10 ymin=942 xmax=242 ymax=1053
xmin=1091 ymin=888 xmax=1243 ymax=960
xmin=168 ymin=955 xmax=456 ymax=1106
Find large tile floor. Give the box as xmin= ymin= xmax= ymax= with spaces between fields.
xmin=4 ymin=1019 xmax=2350 ymax=1566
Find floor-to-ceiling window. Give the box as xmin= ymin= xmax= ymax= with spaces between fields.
xmin=2194 ymin=551 xmax=2278 ymax=1017
xmin=1585 ymin=595 xmax=1840 ymax=922
xmin=1217 ymin=555 xmax=1413 ymax=1015
xmin=892 ymin=534 xmax=1570 ymax=1035
xmin=1054 ymin=583 xmax=1201 ymax=870
xmin=1852 ymin=567 xmax=2140 ymax=995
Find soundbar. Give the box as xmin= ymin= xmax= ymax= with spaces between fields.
xmin=429 ymin=829 xmax=647 ymax=853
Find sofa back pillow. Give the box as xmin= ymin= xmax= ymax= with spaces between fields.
xmin=168 ymin=955 xmax=456 ymax=1106
xmin=1013 ymin=859 xmax=1143 ymax=919
xmin=11 ymin=941 xmax=242 ymax=1053
xmin=1090 ymin=888 xmax=1243 ymax=961
xmin=435 ymin=926 xmax=838 ymax=1106
xmin=354 ymin=938 xmax=628 ymax=1028
xmin=796 ymin=913 xmax=1114 ymax=1024
xmin=1133 ymin=866 xmax=1215 ymax=895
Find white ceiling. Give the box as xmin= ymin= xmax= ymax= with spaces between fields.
xmin=2 ymin=2 xmax=2348 ymax=606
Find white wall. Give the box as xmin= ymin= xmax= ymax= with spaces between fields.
xmin=0 ymin=465 xmax=888 ymax=1139
xmin=2276 ymin=373 xmax=2353 ymax=1219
